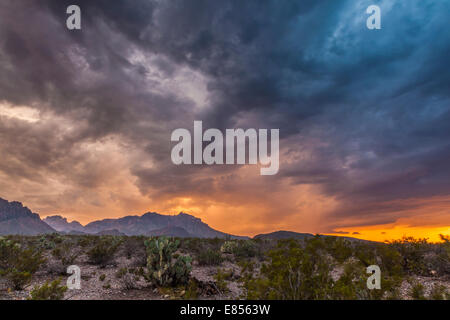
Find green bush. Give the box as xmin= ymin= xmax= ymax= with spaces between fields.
xmin=184 ymin=279 xmax=199 ymax=299
xmin=145 ymin=237 xmax=192 ymax=287
xmin=429 ymin=284 xmax=448 ymax=300
xmin=51 ymin=241 xmax=79 ymax=272
xmin=121 ymin=273 xmax=137 ymax=290
xmin=387 ymin=236 xmax=429 ymax=275
xmin=214 ymin=268 xmax=232 ymax=294
xmin=242 ymin=237 xmax=403 ymax=300
xmin=38 ymin=233 xmax=64 ymax=246
xmin=116 ymin=267 xmax=127 ymax=279
xmin=38 ymin=235 xmax=56 ymax=250
xmin=28 ymin=279 xmax=67 ymax=300
xmin=87 ymin=237 xmax=121 ymax=267
xmin=433 ymin=234 xmax=450 ymax=275
xmin=376 ymin=244 xmax=404 ymax=277
xmin=181 ymin=238 xmax=202 ymax=254
xmin=77 ymin=235 xmax=97 ymax=247
xmin=123 ymin=236 xmax=146 ymax=260
xmin=409 ymin=281 xmax=427 ymax=300
xmin=324 ymin=237 xmax=353 ymax=263
xmin=331 ymin=262 xmax=368 ymax=300
xmin=220 ymin=241 xmax=238 ymax=254
xmin=332 ymin=261 xmax=401 ymax=300
xmin=243 ymin=238 xmax=334 ymax=299
xmin=232 ymin=240 xmax=260 ymax=259
xmin=197 ymin=249 xmax=223 ymax=266
xmin=0 ymin=237 xmax=45 ymax=290
xmin=353 ymin=243 xmax=377 ymax=267
xmin=7 ymin=270 xmax=32 ymax=290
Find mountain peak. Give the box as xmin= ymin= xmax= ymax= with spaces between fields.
xmin=176 ymin=212 xmax=202 ymax=222
xmin=0 ymin=198 xmax=55 ymax=235
xmin=43 ymin=215 xmax=85 ymax=233
xmin=0 ymin=197 xmax=38 ymax=221
xmin=44 ymin=215 xmax=68 ymax=223
xmin=141 ymin=211 xmax=160 ymax=218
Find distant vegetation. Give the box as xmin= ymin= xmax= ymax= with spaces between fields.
xmin=0 ymin=234 xmax=448 ymax=300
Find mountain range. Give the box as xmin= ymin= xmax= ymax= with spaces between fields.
xmin=42 ymin=211 xmax=247 ymax=239
xmin=0 ymin=198 xmax=55 ymax=235
xmin=0 ymin=197 xmax=247 ymax=238
xmin=0 ymin=197 xmax=368 ymax=241
xmin=253 ymin=230 xmax=373 ymax=243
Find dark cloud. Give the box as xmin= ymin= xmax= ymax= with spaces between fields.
xmin=0 ymin=0 xmax=449 ymax=233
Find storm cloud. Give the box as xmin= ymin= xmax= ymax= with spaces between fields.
xmin=0 ymin=0 xmax=449 ymax=236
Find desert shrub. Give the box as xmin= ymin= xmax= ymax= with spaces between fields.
xmin=87 ymin=237 xmax=121 ymax=267
xmin=206 ymin=238 xmax=225 ymax=249
xmin=238 ymin=260 xmax=256 ymax=298
xmin=133 ymin=266 xmax=145 ymax=277
xmin=243 ymin=238 xmax=334 ymax=299
xmin=331 ymin=262 xmax=368 ymax=300
xmin=0 ymin=237 xmax=45 ymax=290
xmin=116 ymin=267 xmax=127 ymax=279
xmin=375 ymin=244 xmax=404 ymax=277
xmin=238 ymin=260 xmax=255 ymax=274
xmin=77 ymin=235 xmax=97 ymax=248
xmin=28 ymin=279 xmax=67 ymax=300
xmin=431 ymin=234 xmax=450 ymax=275
xmin=409 ymin=281 xmax=427 ymax=300
xmin=324 ymin=237 xmax=353 ymax=263
xmin=184 ymin=279 xmax=199 ymax=299
xmin=37 ymin=235 xmax=56 ymax=250
xmin=181 ymin=238 xmax=202 ymax=254
xmin=387 ymin=236 xmax=429 ymax=275
xmin=440 ymin=234 xmax=450 ymax=251
xmin=429 ymin=284 xmax=448 ymax=300
xmin=123 ymin=237 xmax=146 ymax=260
xmin=41 ymin=233 xmax=64 ymax=245
xmin=197 ymin=249 xmax=223 ymax=266
xmin=6 ymin=270 xmax=32 ymax=290
xmin=144 ymin=237 xmax=192 ymax=287
xmin=99 ymin=274 xmax=106 ymax=281
xmin=232 ymin=240 xmax=260 ymax=259
xmin=182 ymin=238 xmax=224 ymax=255
xmin=354 ymin=241 xmax=404 ymax=277
xmin=332 ymin=261 xmax=401 ymax=300
xmin=214 ymin=268 xmax=233 ymax=294
xmin=220 ymin=241 xmax=238 ymax=254
xmin=35 ymin=233 xmax=64 ymax=250
xmin=51 ymin=241 xmax=79 ymax=273
xmin=354 ymin=243 xmax=377 ymax=267
xmin=121 ymin=273 xmax=137 ymax=290
xmin=331 ymin=241 xmax=403 ymax=299
xmin=242 ymin=237 xmax=403 ymax=300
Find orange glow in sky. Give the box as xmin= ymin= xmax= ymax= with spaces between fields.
xmin=328 ymin=225 xmax=450 ymax=243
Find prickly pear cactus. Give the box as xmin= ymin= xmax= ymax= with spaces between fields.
xmin=220 ymin=240 xmax=238 ymax=254
xmin=173 ymin=255 xmax=192 ymax=284
xmin=144 ymin=237 xmax=192 ymax=286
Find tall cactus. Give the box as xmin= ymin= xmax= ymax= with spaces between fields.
xmin=144 ymin=237 xmax=192 ymax=286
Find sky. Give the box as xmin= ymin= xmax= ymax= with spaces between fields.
xmin=0 ymin=0 xmax=449 ymax=241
